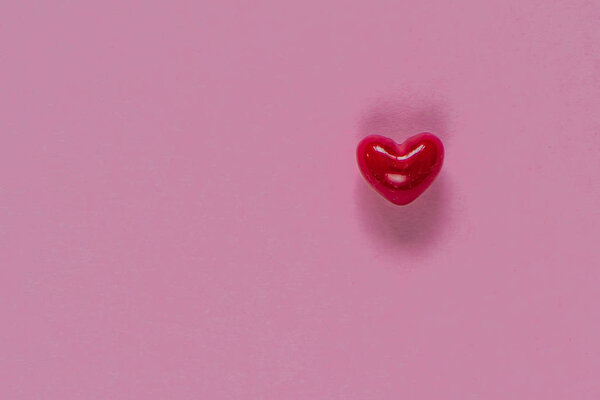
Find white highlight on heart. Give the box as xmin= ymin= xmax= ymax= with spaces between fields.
xmin=385 ymin=173 xmax=408 ymax=184
xmin=373 ymin=144 xmax=425 ymax=160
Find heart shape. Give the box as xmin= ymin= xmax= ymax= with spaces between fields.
xmin=356 ymin=133 xmax=444 ymax=205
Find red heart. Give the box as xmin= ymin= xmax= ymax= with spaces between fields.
xmin=356 ymin=133 xmax=444 ymax=205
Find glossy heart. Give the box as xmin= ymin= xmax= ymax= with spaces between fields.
xmin=356 ymin=133 xmax=444 ymax=205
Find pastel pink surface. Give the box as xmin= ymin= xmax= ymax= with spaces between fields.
xmin=1 ymin=1 xmax=600 ymax=399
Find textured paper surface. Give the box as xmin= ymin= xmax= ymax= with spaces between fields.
xmin=1 ymin=1 xmax=600 ymax=398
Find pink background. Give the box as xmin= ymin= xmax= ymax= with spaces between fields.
xmin=1 ymin=1 xmax=600 ymax=398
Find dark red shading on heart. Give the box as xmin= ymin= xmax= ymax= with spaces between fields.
xmin=356 ymin=133 xmax=444 ymax=206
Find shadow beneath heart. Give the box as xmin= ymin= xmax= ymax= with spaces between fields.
xmin=355 ymin=174 xmax=449 ymax=255
xmin=354 ymin=95 xmax=451 ymax=257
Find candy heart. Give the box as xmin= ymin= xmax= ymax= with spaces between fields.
xmin=356 ymin=133 xmax=444 ymax=205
